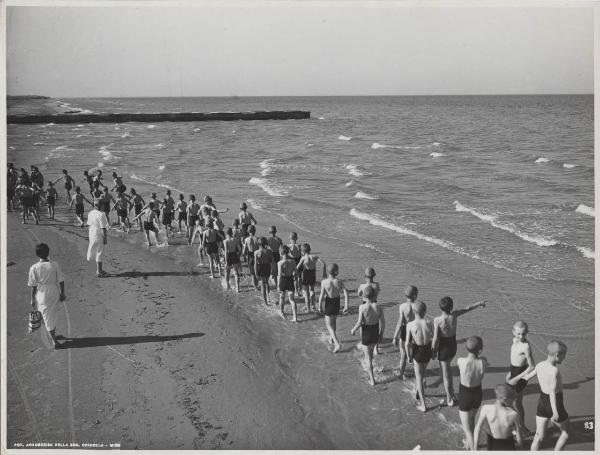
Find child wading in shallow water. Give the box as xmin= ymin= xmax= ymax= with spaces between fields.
xmin=189 ymin=217 xmax=206 ymax=266
xmin=71 ymin=186 xmax=93 ymax=227
xmin=287 ymin=232 xmax=302 ymax=295
xmin=296 ymin=243 xmax=326 ymax=313
xmin=405 ymin=300 xmax=433 ymax=412
xmin=473 ymin=384 xmax=523 ymax=450
xmin=254 ymin=237 xmax=273 ymax=305
xmin=45 ymin=181 xmax=58 ymax=220
xmin=432 ymin=296 xmax=486 ymax=407
xmin=318 ymin=263 xmax=349 ymax=353
xmin=351 ymin=286 xmax=385 ymax=385
xmin=358 ymin=267 xmax=381 ymax=354
xmin=277 ymin=245 xmax=299 ymax=321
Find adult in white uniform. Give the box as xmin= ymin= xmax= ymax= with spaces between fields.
xmin=87 ymin=199 xmax=109 ymax=277
xmin=28 ymin=243 xmax=66 ymax=349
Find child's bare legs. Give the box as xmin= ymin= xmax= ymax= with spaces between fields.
xmin=440 ymin=360 xmax=456 ymax=405
xmin=303 ymin=285 xmax=311 ymax=312
xmin=66 ymin=190 xmax=72 ymax=204
xmin=278 ymin=291 xmax=286 ymax=319
xmin=459 ymin=410 xmax=476 ymax=449
xmin=260 ymin=278 xmax=270 ymax=305
xmin=413 ymin=362 xmax=427 ymax=412
xmin=76 ymin=213 xmax=85 ymax=226
xmin=554 ymin=420 xmax=569 ymax=450
xmin=325 ymin=315 xmax=340 ymax=351
xmin=399 ymin=344 xmax=408 ymax=379
xmin=514 ymin=393 xmax=530 ymax=433
xmin=145 ymin=229 xmax=152 ymax=246
xmin=208 ymin=254 xmax=216 ymax=278
xmin=197 ymin=246 xmax=204 ymax=265
xmin=360 ymin=343 xmax=375 ymax=385
xmin=233 ymin=265 xmax=240 ymax=292
xmin=289 ymin=292 xmax=298 ymax=322
xmin=225 ymin=266 xmax=232 ymax=290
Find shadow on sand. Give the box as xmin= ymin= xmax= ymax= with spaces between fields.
xmin=106 ymin=270 xmax=204 ymax=278
xmin=56 ymin=332 xmax=204 ymax=349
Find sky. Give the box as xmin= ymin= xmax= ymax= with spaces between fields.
xmin=5 ymin=4 xmax=595 ymax=97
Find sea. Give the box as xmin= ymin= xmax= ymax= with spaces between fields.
xmin=6 ymin=95 xmax=595 ymax=449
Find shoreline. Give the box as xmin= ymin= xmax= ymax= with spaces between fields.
xmin=5 ymin=191 xmax=595 ymax=450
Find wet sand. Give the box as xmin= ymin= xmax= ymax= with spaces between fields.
xmin=5 ymin=196 xmax=595 ymax=450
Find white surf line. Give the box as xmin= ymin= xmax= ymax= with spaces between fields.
xmin=7 ymin=355 xmax=43 ymax=441
xmin=22 ymin=227 xmax=75 ymax=443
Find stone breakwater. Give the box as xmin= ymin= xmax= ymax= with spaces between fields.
xmin=7 ymin=110 xmax=311 ymax=124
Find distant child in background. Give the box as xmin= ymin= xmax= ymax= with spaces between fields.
xmin=99 ymin=187 xmax=115 ymax=225
xmin=17 ymin=181 xmax=38 ymax=224
xmin=393 ymin=285 xmax=419 ymax=379
xmin=223 ymin=227 xmax=242 ymax=293
xmin=288 ymin=233 xmax=302 ymax=295
xmin=267 ymin=226 xmax=283 ymax=282
xmin=129 ymin=188 xmax=145 ymax=231
xmin=238 ymin=202 xmax=257 ymax=233
xmin=242 ymin=224 xmax=259 ymax=290
xmin=175 ymin=193 xmax=187 ymax=234
xmin=351 ymin=286 xmax=385 ymax=386
xmin=232 ymin=219 xmax=243 ymax=241
xmin=473 ymin=384 xmax=523 ymax=450
xmin=45 ymin=181 xmax=58 ymax=220
xmin=133 ymin=202 xmax=162 ymax=247
xmin=358 ymin=267 xmax=381 ymax=354
xmin=82 ymin=170 xmax=94 ymax=197
xmin=457 ymin=336 xmax=487 ymax=450
xmin=318 ymin=263 xmax=349 ymax=353
xmin=53 ymin=169 xmax=76 ymax=204
xmin=297 ymin=243 xmax=326 ymax=313
xmin=161 ymin=197 xmax=174 ymax=237
xmin=523 ymin=340 xmax=570 ymax=451
xmin=254 ymin=237 xmax=273 ymax=305
xmin=112 ymin=191 xmax=132 ymax=233
xmin=406 ymin=300 xmax=433 ymax=412
xmin=202 ymin=220 xmax=221 ymax=278
xmin=71 ymin=186 xmax=93 ymax=227
xmin=110 ymin=171 xmax=130 ymax=197
xmin=432 ymin=297 xmax=487 ymax=406
xmin=187 ymin=195 xmax=201 ymax=241
xmin=189 ymin=217 xmax=206 ymax=265
xmin=277 ymin=245 xmax=299 ymax=321
xmin=505 ymin=320 xmax=535 ymax=434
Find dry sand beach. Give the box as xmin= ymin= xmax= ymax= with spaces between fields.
xmin=5 ymin=195 xmax=595 ymax=450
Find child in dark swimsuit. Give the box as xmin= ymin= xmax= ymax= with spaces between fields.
xmin=129 ymin=188 xmax=145 ymax=231
xmin=318 ymin=263 xmax=349 ymax=353
xmin=242 ymin=225 xmax=259 ymax=290
xmin=277 ymin=245 xmax=299 ymax=321
xmin=393 ymin=285 xmax=419 ymax=379
xmin=505 ymin=320 xmax=535 ymax=435
xmin=202 ymin=220 xmax=221 ymax=279
xmin=132 ymin=202 xmax=162 ymax=247
xmin=405 ymin=300 xmax=433 ymax=412
xmin=432 ymin=296 xmax=486 ymax=407
xmin=254 ymin=237 xmax=273 ymax=305
xmin=297 ymin=243 xmax=326 ymax=313
xmin=351 ymin=286 xmax=384 ymax=386
xmin=358 ymin=267 xmax=381 ymax=355
xmin=223 ymin=227 xmax=242 ymax=292
xmin=288 ymin=232 xmax=302 ymax=295
xmin=267 ymin=226 xmax=283 ymax=282
xmin=53 ymin=169 xmax=76 ymax=204
xmin=473 ymin=384 xmax=523 ymax=450
xmin=187 ymin=195 xmax=201 ymax=242
xmin=457 ymin=336 xmax=488 ymax=450
xmin=175 ymin=193 xmax=187 ymax=234
xmin=45 ymin=182 xmax=58 ymax=220
xmin=188 ymin=218 xmax=205 ymax=266
xmin=71 ymin=186 xmax=93 ymax=227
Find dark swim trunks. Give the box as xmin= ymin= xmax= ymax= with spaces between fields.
xmin=226 ymin=252 xmax=240 ymax=266
xmin=178 ymin=212 xmax=186 ymax=221
xmin=189 ymin=214 xmax=199 ymax=225
xmin=117 ymin=208 xmax=127 ymax=218
xmin=361 ymin=323 xmax=380 ymax=346
xmin=458 ymin=384 xmax=482 ymax=412
xmin=302 ymin=268 xmax=316 ymax=286
xmin=324 ymin=296 xmax=341 ymax=316
xmin=412 ymin=342 xmax=433 ymax=364
xmin=536 ymin=392 xmax=568 ymax=423
xmin=21 ymin=197 xmax=33 ymax=208
xmin=279 ymin=275 xmax=295 ymax=292
xmin=437 ymin=335 xmax=457 ymax=362
xmin=144 ymin=221 xmax=157 ymax=232
xmin=400 ymin=324 xmax=407 ymax=342
xmin=46 ymin=196 xmax=56 ymax=206
xmin=508 ymin=364 xmax=528 ymax=394
xmin=162 ymin=212 xmax=172 ymax=225
xmin=75 ymin=203 xmax=85 ymax=217
xmin=134 ymin=205 xmax=143 ymax=216
xmin=205 ymin=241 xmax=218 ymax=255
xmin=487 ymin=434 xmax=516 ymax=451
xmin=65 ymin=182 xmax=72 ymax=191
xmin=247 ymin=251 xmax=256 ymax=268
xmin=272 ymin=252 xmax=281 ymax=263
xmin=257 ymin=262 xmax=271 ymax=279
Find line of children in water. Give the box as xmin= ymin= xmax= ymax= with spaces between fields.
xmin=12 ymin=164 xmax=573 ymax=450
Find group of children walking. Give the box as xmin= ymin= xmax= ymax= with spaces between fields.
xmin=17 ymin=164 xmax=572 ymax=450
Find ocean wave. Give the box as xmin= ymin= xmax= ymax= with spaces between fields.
xmin=97 ymin=162 xmax=104 ymax=168
xmin=98 ymin=145 xmax=120 ymax=163
xmin=575 ymin=204 xmax=595 ymax=217
xmin=345 ymin=164 xmax=364 ymax=177
xmin=193 ymin=128 xmax=201 ymax=132
xmin=249 ymin=177 xmax=288 ymax=197
xmin=454 ymin=201 xmax=558 ymax=247
xmin=76 ymin=134 xmax=89 ymax=138
xmin=147 ymin=125 xmax=156 ymax=129
xmin=34 ymin=142 xmax=44 ymax=146
xmin=260 ymin=158 xmax=275 ymax=177
xmin=535 ymin=157 xmax=549 ymax=164
xmin=120 ymin=132 xmax=131 ymax=138
xmin=40 ymin=123 xmax=55 ymax=128
xmin=129 ymin=173 xmax=184 ymax=194
xmin=354 ymin=191 xmax=378 ymax=200
xmin=246 ymin=199 xmax=264 ymax=210
xmin=158 ymin=165 xmax=165 ymax=171
xmin=345 ymin=180 xmax=354 ymax=187
xmin=77 ymin=124 xmax=85 ymax=127
xmin=53 ymin=145 xmax=71 ymax=151
xmin=318 ymin=116 xmax=325 ymax=120
xmin=305 ymin=143 xmax=314 ymax=147
xmin=576 ymin=246 xmax=595 ymax=259
xmin=563 ymin=163 xmax=577 ymax=169
xmin=430 ymin=152 xmax=446 ymax=158
xmin=156 ymin=143 xmax=165 ymax=148
xmin=338 ymin=135 xmax=352 ymax=141
xmin=371 ymin=142 xmax=431 ymax=150
xmin=350 ymin=208 xmax=477 ymax=258
xmin=432 ymin=142 xmax=441 ymax=146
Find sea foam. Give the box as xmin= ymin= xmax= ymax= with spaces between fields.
xmin=575 ymin=204 xmax=595 ymax=217
xmin=338 ymin=135 xmax=352 ymax=141
xmin=563 ymin=163 xmax=577 ymax=169
xmin=147 ymin=125 xmax=156 ymax=129
xmin=454 ymin=201 xmax=558 ymax=247
xmin=535 ymin=157 xmax=549 ymax=164
xmin=430 ymin=152 xmax=446 ymax=158
xmin=345 ymin=164 xmax=364 ymax=177
xmin=248 ymin=177 xmax=288 ymax=197
xmin=354 ymin=191 xmax=378 ymax=200
xmin=576 ymin=246 xmax=595 ymax=259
